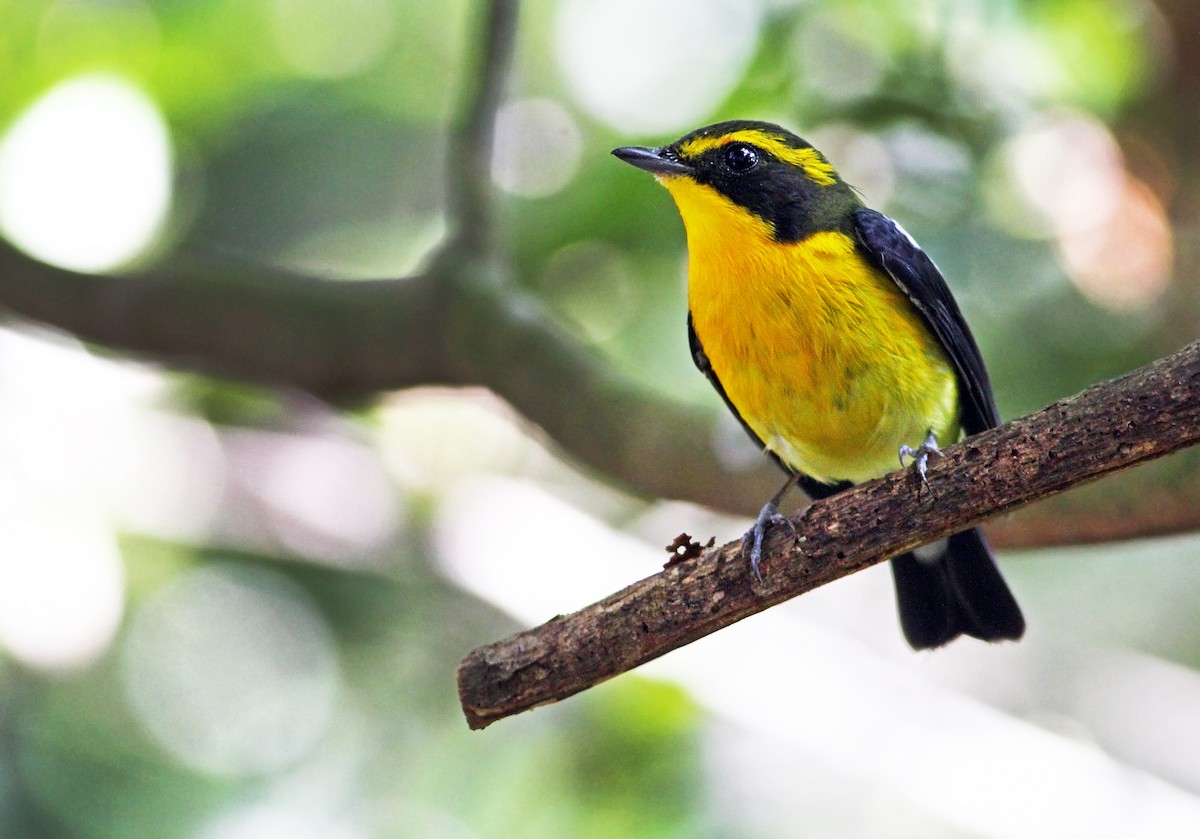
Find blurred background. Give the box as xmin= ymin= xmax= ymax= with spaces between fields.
xmin=2 ymin=0 xmax=1200 ymax=837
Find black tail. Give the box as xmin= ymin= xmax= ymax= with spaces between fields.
xmin=890 ymin=528 xmax=1024 ymax=650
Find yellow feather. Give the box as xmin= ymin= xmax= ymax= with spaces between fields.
xmin=662 ymin=175 xmax=959 ymax=485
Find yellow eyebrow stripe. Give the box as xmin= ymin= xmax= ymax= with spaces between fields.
xmin=679 ymin=129 xmax=838 ymax=186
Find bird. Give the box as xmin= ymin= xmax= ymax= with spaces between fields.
xmin=612 ymin=120 xmax=1024 ymax=649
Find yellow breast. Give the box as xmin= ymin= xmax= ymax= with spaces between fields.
xmin=664 ymin=177 xmax=960 ymax=485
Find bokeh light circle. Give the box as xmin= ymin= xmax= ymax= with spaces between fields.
xmin=121 ymin=564 xmax=340 ymax=776
xmin=0 ymin=75 xmax=172 ymax=272
xmin=554 ymin=0 xmax=762 ymax=134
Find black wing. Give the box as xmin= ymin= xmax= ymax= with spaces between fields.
xmin=851 ymin=208 xmax=1000 ymax=436
xmin=687 ymin=313 xmax=845 ymax=501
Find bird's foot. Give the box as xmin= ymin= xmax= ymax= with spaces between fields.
xmin=899 ymin=430 xmax=943 ymax=492
xmin=740 ymin=500 xmax=797 ymax=584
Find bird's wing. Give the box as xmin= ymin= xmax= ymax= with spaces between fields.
xmin=687 ymin=313 xmax=845 ymax=500
xmin=851 ymin=208 xmax=1001 ymax=435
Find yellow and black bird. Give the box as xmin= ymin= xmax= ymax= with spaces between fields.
xmin=613 ymin=120 xmax=1024 ymax=649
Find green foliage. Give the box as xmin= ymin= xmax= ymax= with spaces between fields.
xmin=0 ymin=1 xmax=1196 ymax=837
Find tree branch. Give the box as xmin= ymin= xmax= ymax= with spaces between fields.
xmin=445 ymin=0 xmax=519 ymax=250
xmin=457 ymin=340 xmax=1200 ymax=729
xmin=0 ymin=250 xmax=446 ymax=393
xmin=981 ymin=454 xmax=1200 ymax=547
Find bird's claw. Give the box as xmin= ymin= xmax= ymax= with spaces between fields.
xmin=899 ymin=430 xmax=943 ymax=491
xmin=741 ymin=501 xmax=796 ymax=584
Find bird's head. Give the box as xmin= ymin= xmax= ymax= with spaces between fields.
xmin=613 ymin=120 xmax=860 ymax=243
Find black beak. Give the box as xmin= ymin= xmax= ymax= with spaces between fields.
xmin=612 ymin=146 xmax=692 ymax=176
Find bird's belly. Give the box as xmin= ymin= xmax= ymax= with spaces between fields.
xmin=689 ymin=234 xmax=960 ymax=485
xmin=739 ymin=349 xmax=955 ymax=485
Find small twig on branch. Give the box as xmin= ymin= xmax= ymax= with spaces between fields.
xmin=457 ymin=340 xmax=1200 ymax=729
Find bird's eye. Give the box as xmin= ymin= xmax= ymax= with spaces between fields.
xmin=723 ymin=143 xmax=759 ymax=173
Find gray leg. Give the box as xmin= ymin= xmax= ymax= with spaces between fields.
xmin=741 ymin=474 xmax=799 ymax=583
xmin=899 ymin=430 xmax=943 ymax=488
